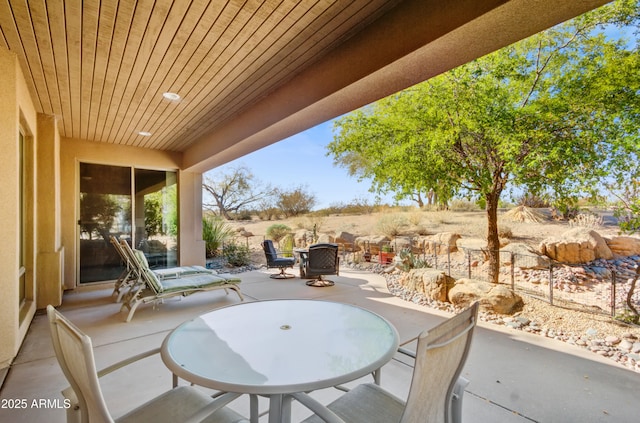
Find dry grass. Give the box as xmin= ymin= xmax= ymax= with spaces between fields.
xmin=502 ymin=205 xmax=546 ymax=223
xmin=227 ymin=208 xmax=619 ymax=250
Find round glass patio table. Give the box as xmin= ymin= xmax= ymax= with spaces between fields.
xmin=161 ymin=299 xmax=399 ymax=423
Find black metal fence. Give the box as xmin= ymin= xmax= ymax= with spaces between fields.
xmin=338 ymin=238 xmax=640 ymax=321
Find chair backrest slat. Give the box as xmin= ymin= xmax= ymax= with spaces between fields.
xmin=47 ymin=306 xmax=114 ymax=423
xmin=401 ymin=302 xmax=479 ymax=423
xmin=307 ymin=243 xmax=338 ymax=273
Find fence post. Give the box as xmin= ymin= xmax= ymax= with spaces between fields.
xmin=611 ymin=270 xmax=616 ymax=317
xmin=447 ymin=247 xmax=451 ymax=277
xmin=467 ymin=250 xmax=472 ymax=279
xmin=549 ymin=261 xmax=554 ymax=306
xmin=510 ymin=252 xmax=515 ymax=290
xmin=433 ymin=242 xmax=438 ymax=270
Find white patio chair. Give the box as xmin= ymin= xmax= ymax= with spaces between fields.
xmin=46 ymin=305 xmax=248 ymax=423
xmin=295 ymin=302 xmax=479 ymax=423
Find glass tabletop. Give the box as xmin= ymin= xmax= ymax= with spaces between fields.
xmin=161 ymin=299 xmax=399 ymax=394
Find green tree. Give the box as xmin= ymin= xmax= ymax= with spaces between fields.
xmin=329 ymin=1 xmax=640 ymax=283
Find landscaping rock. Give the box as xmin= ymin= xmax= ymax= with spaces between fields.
xmin=399 ymin=268 xmax=455 ymax=302
xmin=294 ymin=229 xmax=313 ymax=247
xmin=335 ymin=231 xmax=358 ymax=248
xmin=355 ymin=235 xmax=391 ymax=254
xmin=424 ymin=232 xmax=461 ymax=254
xmin=448 ymin=278 xmax=524 ymax=314
xmin=500 ymin=242 xmax=549 ymax=269
xmin=606 ymin=236 xmax=640 ymax=257
xmin=538 ymin=228 xmax=613 ymax=263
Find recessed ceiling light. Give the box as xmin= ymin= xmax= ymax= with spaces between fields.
xmin=138 ymin=131 xmax=152 ymax=137
xmin=162 ymin=92 xmax=181 ymax=101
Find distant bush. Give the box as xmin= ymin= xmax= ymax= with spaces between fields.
xmin=449 ymin=199 xmax=479 ymax=211
xmin=408 ymin=211 xmax=423 ymax=226
xmin=266 ymin=223 xmax=291 ymax=245
xmin=569 ymin=212 xmax=603 ymax=228
xmin=277 ymin=186 xmax=316 ymax=217
xmin=516 ymin=193 xmax=550 ymax=208
xmin=222 ymin=242 xmax=251 ymax=266
xmin=376 ymin=214 xmax=408 ymax=237
xmin=498 ymin=225 xmax=514 ymax=239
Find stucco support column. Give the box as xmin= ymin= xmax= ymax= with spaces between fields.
xmin=36 ymin=114 xmax=63 ymax=308
xmin=178 ymin=171 xmax=205 ymax=266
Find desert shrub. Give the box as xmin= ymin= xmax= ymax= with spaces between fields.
xmin=550 ymin=205 xmax=579 ymax=220
xmin=569 ymin=212 xmax=604 ymax=228
xmin=398 ymin=249 xmax=430 ymax=272
xmin=449 ymin=199 xmax=479 ymax=211
xmin=277 ymin=186 xmax=316 ymax=217
xmin=376 ymin=214 xmax=408 ymax=237
xmin=498 ymin=225 xmax=513 ymax=238
xmin=516 ymin=193 xmax=550 ymax=208
xmin=266 ymin=223 xmax=291 ymax=245
xmin=414 ymin=225 xmax=431 ymax=236
xmin=427 ymin=210 xmax=452 ymax=225
xmin=408 ymin=211 xmax=423 ymax=226
xmin=202 ymin=215 xmax=235 ymax=258
xmin=222 ymin=242 xmax=251 ymax=266
xmin=227 ymin=210 xmax=252 ymax=221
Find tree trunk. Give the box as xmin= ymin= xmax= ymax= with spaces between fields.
xmin=486 ymin=192 xmax=500 ymax=284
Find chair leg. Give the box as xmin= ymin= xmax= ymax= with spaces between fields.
xmin=269 ymin=267 xmax=295 ymax=279
xmin=305 ymin=275 xmax=334 ymax=287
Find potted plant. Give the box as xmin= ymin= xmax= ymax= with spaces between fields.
xmin=378 ymin=244 xmax=395 ymax=264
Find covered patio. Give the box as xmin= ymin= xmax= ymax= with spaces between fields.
xmin=2 ymin=267 xmax=638 ymax=422
xmin=1 ymin=0 xmax=621 ymax=414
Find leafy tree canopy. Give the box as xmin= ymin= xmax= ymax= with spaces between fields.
xmin=328 ymin=0 xmax=640 ymax=281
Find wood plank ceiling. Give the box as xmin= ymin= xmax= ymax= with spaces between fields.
xmin=0 ymin=0 xmax=399 ymax=152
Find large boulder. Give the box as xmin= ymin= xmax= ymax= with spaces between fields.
xmin=293 ymin=229 xmax=313 ymax=247
xmin=457 ymin=238 xmax=486 ymax=251
xmin=399 ymin=269 xmax=456 ymax=302
xmin=606 ymin=236 xmax=640 ymax=257
xmin=355 ymin=235 xmax=391 ymax=254
xmin=424 ymin=232 xmax=461 ymax=254
xmin=538 ymin=228 xmax=613 ymax=264
xmin=500 ymin=242 xmax=549 ymax=269
xmin=449 ymin=278 xmax=523 ymax=314
xmin=335 ymin=231 xmax=358 ymax=248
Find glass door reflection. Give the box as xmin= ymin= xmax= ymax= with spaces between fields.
xmin=79 ymin=163 xmax=131 ymax=283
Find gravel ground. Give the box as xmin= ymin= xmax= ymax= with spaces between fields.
xmin=381 ymin=268 xmax=640 ymax=372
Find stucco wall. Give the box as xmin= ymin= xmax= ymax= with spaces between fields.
xmin=0 ymin=47 xmax=38 ymax=367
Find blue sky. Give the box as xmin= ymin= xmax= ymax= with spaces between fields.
xmin=204 ymin=120 xmax=399 ymax=210
xmin=206 ymin=21 xmax=637 ymax=211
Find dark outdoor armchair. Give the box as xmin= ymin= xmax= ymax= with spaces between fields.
xmin=302 ymin=243 xmax=339 ymax=287
xmin=262 ymin=239 xmax=296 ymax=279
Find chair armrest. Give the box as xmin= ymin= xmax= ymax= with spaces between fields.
xmin=96 ymin=347 xmax=161 ymax=378
xmin=290 ymin=392 xmax=347 ymax=423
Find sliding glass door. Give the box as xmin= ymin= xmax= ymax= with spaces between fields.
xmin=133 ymin=169 xmax=178 ymax=269
xmin=79 ymin=163 xmax=132 ymax=283
xmin=79 ymin=164 xmax=177 ymax=283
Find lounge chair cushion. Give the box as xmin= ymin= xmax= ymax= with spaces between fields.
xmin=154 ymin=265 xmax=212 ymax=279
xmin=158 ymin=273 xmax=241 ymax=294
xmin=133 ymin=249 xmax=212 ymax=279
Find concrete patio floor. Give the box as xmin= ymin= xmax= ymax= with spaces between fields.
xmin=1 ymin=266 xmax=639 ymax=422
